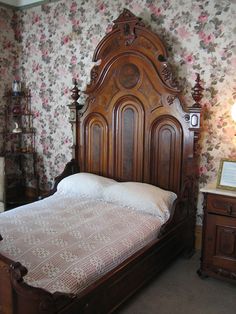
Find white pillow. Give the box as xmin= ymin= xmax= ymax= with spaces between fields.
xmin=103 ymin=182 xmax=177 ymax=222
xmin=57 ymin=172 xmax=116 ymax=198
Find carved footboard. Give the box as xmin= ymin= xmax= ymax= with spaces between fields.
xmin=0 ymin=254 xmax=14 ymax=314
xmin=0 ymin=246 xmax=75 ymax=314
xmin=0 ymin=157 xmax=79 ymax=314
xmin=0 ymin=220 xmax=190 ymax=314
xmin=0 ymin=247 xmax=54 ymax=314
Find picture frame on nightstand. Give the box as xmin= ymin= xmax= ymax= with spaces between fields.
xmin=217 ymin=159 xmax=236 ymax=191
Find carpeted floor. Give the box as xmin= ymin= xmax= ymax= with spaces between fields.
xmin=117 ymin=252 xmax=236 ymax=314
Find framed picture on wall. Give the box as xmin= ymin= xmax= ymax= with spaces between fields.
xmin=217 ymin=159 xmax=236 ymax=191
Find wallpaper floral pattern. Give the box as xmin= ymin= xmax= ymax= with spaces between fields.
xmin=0 ymin=0 xmax=236 ymax=223
xmin=0 ymin=7 xmax=19 ymax=154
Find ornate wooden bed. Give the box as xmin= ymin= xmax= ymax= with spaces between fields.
xmin=0 ymin=9 xmax=202 ymax=314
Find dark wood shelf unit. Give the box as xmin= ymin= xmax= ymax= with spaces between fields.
xmin=6 ymin=192 xmax=38 ymax=210
xmin=5 ymin=151 xmax=36 ymax=156
xmin=2 ymin=129 xmax=36 ymax=137
xmin=7 ymin=173 xmax=37 ymax=180
xmin=3 ymin=91 xmax=31 ymax=99
xmin=2 ymin=89 xmax=39 ymax=209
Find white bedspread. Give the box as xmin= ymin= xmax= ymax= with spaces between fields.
xmin=0 ymin=193 xmax=165 ymax=295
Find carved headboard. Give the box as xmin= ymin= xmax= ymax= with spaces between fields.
xmin=69 ymin=9 xmax=202 ymax=196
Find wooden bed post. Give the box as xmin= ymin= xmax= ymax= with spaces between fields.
xmin=68 ymin=78 xmax=82 ymax=162
xmin=185 ymin=73 xmax=203 ymax=254
xmin=189 ymin=73 xmax=203 ymax=204
xmin=189 ymin=73 xmax=203 ymax=153
xmin=48 ymin=79 xmax=82 ymax=194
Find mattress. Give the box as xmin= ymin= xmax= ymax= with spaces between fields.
xmin=0 ymin=193 xmax=165 ymax=295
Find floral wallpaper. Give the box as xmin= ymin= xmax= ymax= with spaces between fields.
xmin=0 ymin=0 xmax=236 ymax=223
xmin=0 ymin=7 xmax=20 ymax=154
xmin=0 ymin=8 xmax=17 ymax=96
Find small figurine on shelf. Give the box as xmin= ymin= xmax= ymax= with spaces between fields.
xmin=12 ymin=80 xmax=21 ymax=96
xmin=12 ymin=122 xmax=22 ymax=133
xmin=12 ymin=105 xmax=21 ymax=114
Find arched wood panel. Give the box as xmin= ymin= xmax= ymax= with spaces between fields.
xmin=74 ymin=9 xmax=202 ymax=196
xmin=113 ymin=99 xmax=144 ymax=181
xmin=82 ymin=113 xmax=109 ymax=176
xmin=149 ymin=116 xmax=183 ymax=194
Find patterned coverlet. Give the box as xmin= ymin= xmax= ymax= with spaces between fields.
xmin=0 ymin=193 xmax=165 ymax=295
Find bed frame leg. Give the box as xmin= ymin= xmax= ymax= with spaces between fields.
xmin=0 ymin=259 xmax=14 ymax=314
xmin=197 ymin=268 xmax=208 ymax=279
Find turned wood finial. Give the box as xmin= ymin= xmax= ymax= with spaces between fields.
xmin=191 ymin=73 xmax=203 ymax=108
xmin=71 ymin=79 xmax=80 ymax=105
xmin=71 ymin=79 xmax=83 ymax=110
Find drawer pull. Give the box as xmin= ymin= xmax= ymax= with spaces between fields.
xmin=227 ymin=204 xmax=233 ymax=215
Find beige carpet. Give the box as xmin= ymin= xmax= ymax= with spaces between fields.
xmin=117 ymin=252 xmax=236 ymax=314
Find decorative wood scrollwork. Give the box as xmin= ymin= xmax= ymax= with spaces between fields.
xmin=160 ymin=62 xmax=179 ymax=89
xmin=161 ymin=63 xmax=171 ymax=81
xmin=184 ymin=114 xmax=190 ymax=122
xmin=9 ymin=261 xmax=74 ymax=314
xmin=87 ymin=96 xmax=96 ymax=107
xmin=113 ymin=9 xmax=140 ymax=45
xmin=90 ymin=66 xmax=99 ymax=84
xmin=10 ymin=262 xmax=28 ymax=281
xmin=167 ymin=95 xmax=176 ymax=106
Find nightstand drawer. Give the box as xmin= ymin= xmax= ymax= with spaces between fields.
xmin=207 ymin=193 xmax=236 ymax=217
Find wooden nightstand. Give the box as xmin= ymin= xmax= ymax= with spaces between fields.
xmin=198 ymin=183 xmax=236 ymax=282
